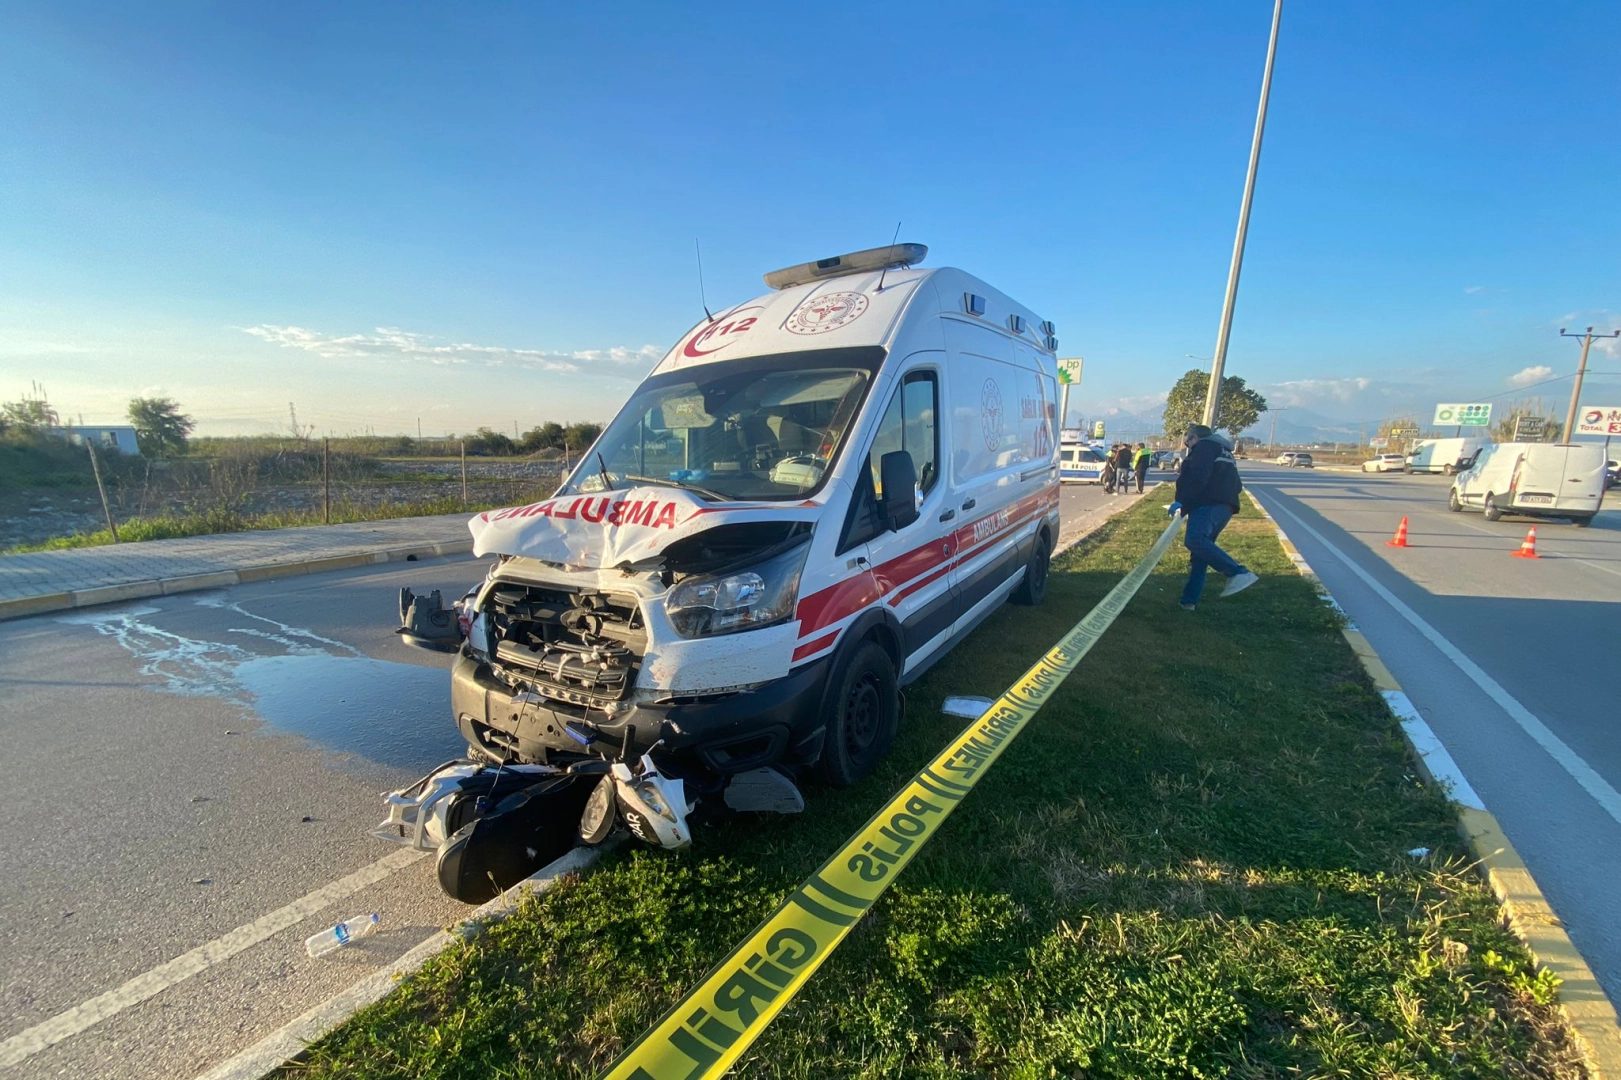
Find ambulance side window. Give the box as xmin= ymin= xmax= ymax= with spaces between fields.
xmin=839 ymin=371 xmax=938 ymax=552
xmin=868 ymin=372 xmax=938 ymax=498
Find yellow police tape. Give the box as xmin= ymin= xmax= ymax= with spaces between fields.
xmin=601 ymin=513 xmax=1185 ymax=1080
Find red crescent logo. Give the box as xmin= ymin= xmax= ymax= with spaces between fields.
xmin=682 ymin=306 xmax=763 ymax=358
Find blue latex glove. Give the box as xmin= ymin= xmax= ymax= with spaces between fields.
xmin=1168 ymin=501 xmax=1183 ymax=518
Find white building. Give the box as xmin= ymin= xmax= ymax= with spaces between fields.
xmin=55 ymin=425 xmax=142 ymax=455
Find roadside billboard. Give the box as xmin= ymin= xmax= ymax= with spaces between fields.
xmin=1513 ymin=415 xmax=1546 ymax=441
xmin=1433 ymin=403 xmax=1492 ymax=427
xmin=1576 ymin=407 xmax=1621 ymax=437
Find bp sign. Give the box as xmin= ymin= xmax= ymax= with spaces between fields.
xmin=1433 ymin=403 xmax=1492 ymax=427
xmin=1057 ymin=357 xmax=1084 ymax=386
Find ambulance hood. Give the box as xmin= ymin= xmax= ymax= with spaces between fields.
xmin=466 ymin=487 xmax=823 ymax=570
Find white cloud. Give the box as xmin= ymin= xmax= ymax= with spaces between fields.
xmin=240 ymin=325 xmax=661 ymax=374
xmin=1464 ymin=285 xmax=1487 ymax=294
xmin=1508 ymin=364 xmax=1554 ymax=387
xmin=1260 ymin=377 xmax=1372 ymax=408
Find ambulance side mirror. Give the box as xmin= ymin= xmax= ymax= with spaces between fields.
xmin=878 ymin=451 xmax=919 ymax=531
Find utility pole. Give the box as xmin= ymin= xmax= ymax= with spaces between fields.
xmin=1202 ymin=0 xmax=1283 ymax=429
xmin=87 ymin=443 xmax=119 ymax=542
xmin=1559 ymin=326 xmax=1620 ymax=443
xmin=1266 ymin=407 xmax=1291 ymax=455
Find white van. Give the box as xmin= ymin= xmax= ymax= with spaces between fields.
xmin=1449 ymin=442 xmax=1608 ymax=526
xmin=1408 ymin=436 xmax=1488 ymax=475
xmin=383 ymin=245 xmax=1063 ymax=898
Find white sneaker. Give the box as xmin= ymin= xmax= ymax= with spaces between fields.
xmin=1220 ymin=570 xmax=1259 ymax=598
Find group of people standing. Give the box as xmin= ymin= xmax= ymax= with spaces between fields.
xmin=1102 ymin=442 xmax=1152 ymax=495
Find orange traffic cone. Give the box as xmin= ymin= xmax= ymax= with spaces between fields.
xmin=1386 ymin=517 xmax=1410 ymax=548
xmin=1512 ymin=526 xmax=1540 ymax=559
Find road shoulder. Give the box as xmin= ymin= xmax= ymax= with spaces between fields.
xmin=1249 ymin=491 xmax=1621 ymax=1078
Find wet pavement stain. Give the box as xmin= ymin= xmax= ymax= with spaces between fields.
xmin=232 ymin=652 xmax=460 ymax=769
xmin=63 ymin=602 xmax=463 ymax=770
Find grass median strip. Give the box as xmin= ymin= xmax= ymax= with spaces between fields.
xmin=285 ymin=494 xmax=1586 ymax=1079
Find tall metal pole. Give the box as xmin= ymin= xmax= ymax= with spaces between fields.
xmin=1202 ymin=0 xmax=1283 ymax=429
xmin=322 ymin=438 xmax=331 ymax=524
xmin=87 ymin=443 xmax=119 ymax=542
xmin=1560 ymin=326 xmax=1619 ymax=443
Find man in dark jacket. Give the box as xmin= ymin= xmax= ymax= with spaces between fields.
xmin=1169 ymin=424 xmax=1258 ymax=610
xmin=1112 ymin=443 xmax=1133 ymax=496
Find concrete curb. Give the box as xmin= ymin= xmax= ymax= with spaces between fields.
xmin=0 ymin=539 xmax=475 ymax=622
xmin=1246 ymin=492 xmax=1621 ymax=1078
xmin=189 ymin=838 xmax=619 ymax=1080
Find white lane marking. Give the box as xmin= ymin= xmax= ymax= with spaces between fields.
xmin=189 ymin=842 xmax=613 ymax=1080
xmin=1382 ymin=690 xmax=1486 ymax=810
xmin=1259 ymin=494 xmax=1621 ymax=827
xmin=0 ymin=847 xmax=426 ymax=1069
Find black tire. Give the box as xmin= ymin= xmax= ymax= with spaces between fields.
xmin=1443 ymin=464 xmax=1457 ymax=476
xmin=1011 ymin=531 xmax=1052 ymax=606
xmin=1573 ymin=515 xmax=1594 ymax=528
xmin=1483 ymin=493 xmax=1502 ymax=522
xmin=1448 ymin=487 xmax=1462 ymax=513
xmin=815 ymin=640 xmax=899 ymax=787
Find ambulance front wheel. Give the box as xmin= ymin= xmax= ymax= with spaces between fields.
xmin=1011 ymin=531 xmax=1052 ymax=606
xmin=814 ymin=640 xmax=899 ymax=787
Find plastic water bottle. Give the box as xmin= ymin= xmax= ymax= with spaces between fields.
xmin=305 ymin=913 xmax=380 ymax=958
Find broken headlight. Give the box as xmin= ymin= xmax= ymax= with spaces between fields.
xmin=665 ymin=540 xmax=810 ymax=638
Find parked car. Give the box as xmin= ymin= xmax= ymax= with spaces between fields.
xmin=1276 ymin=452 xmax=1314 ymax=468
xmin=1059 ymin=443 xmax=1109 ymax=484
xmin=1361 ymin=454 xmax=1408 ymax=473
xmin=1449 ymin=442 xmax=1607 ymax=526
xmin=1607 ymin=458 xmax=1619 ymax=490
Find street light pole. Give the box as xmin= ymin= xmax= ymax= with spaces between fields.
xmin=1559 ymin=326 xmax=1619 ymax=443
xmin=1202 ymin=0 xmax=1284 ymax=429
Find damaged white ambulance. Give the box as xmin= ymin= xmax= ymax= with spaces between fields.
xmin=379 ymin=244 xmax=1062 ymax=901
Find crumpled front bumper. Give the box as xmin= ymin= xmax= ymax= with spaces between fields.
xmin=451 ymin=647 xmax=832 ymax=776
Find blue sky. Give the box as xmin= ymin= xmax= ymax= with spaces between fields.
xmin=2 ymin=1 xmax=1618 ymax=438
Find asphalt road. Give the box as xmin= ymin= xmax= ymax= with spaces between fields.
xmin=0 ymin=480 xmax=1135 ymax=1079
xmin=1243 ymin=463 xmax=1621 ymax=1005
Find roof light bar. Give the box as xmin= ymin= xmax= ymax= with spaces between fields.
xmin=1006 ymin=314 xmax=1026 ymax=334
xmin=763 ymin=243 xmax=928 ymax=290
xmin=964 ymin=293 xmax=986 ymax=316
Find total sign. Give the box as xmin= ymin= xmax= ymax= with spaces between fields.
xmin=1577 ymin=406 xmax=1621 ymax=436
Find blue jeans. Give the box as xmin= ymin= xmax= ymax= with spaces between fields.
xmin=1181 ymin=504 xmax=1247 ymax=605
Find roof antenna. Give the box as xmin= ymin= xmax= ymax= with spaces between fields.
xmin=875 ymin=220 xmax=903 ymax=293
xmin=695 ymin=238 xmax=715 ymax=323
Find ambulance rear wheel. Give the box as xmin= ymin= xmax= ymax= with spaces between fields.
xmin=1011 ymin=531 xmax=1051 ymax=606
xmin=1483 ymin=493 xmax=1502 ymax=521
xmin=815 ymin=641 xmax=898 ymax=787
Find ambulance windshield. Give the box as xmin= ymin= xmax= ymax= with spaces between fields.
xmin=563 ymin=350 xmax=880 ymax=501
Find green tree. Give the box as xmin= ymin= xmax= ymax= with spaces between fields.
xmin=563 ymin=421 xmax=602 ymax=453
xmin=126 ymin=397 xmax=195 ymax=456
xmin=1 ymin=396 xmax=59 ymax=432
xmin=1161 ymin=369 xmax=1268 ymax=442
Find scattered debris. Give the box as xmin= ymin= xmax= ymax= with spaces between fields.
xmin=1407 ymin=847 xmax=1430 ymax=858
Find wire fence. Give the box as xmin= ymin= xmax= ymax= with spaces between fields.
xmin=4 ymin=439 xmax=574 ymax=550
